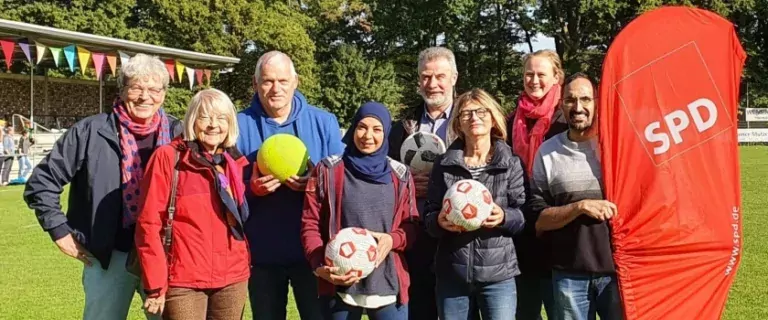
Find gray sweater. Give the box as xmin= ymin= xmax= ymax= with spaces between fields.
xmin=529 ymin=132 xmax=615 ymax=273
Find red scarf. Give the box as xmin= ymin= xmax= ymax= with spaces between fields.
xmin=512 ymin=84 xmax=561 ymax=176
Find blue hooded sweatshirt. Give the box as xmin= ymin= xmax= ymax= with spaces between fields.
xmin=237 ymin=91 xmax=344 ymax=266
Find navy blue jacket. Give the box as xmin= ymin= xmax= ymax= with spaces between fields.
xmin=23 ymin=112 xmax=181 ymax=269
xmin=424 ymin=139 xmax=526 ymax=284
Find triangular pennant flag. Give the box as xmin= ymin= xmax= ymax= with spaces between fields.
xmin=63 ymin=45 xmax=76 ymax=72
xmin=106 ymin=53 xmax=117 ymax=77
xmin=92 ymin=52 xmax=105 ymax=80
xmin=0 ymin=40 xmax=15 ymax=70
xmin=118 ymin=51 xmax=131 ymax=66
xmin=49 ymin=47 xmax=62 ymax=67
xmin=76 ymin=46 xmax=91 ymax=75
xmin=186 ymin=66 xmax=195 ymax=90
xmin=164 ymin=59 xmax=175 ymax=82
xmin=204 ymin=69 xmax=211 ymax=85
xmin=18 ymin=41 xmax=31 ymax=63
xmin=195 ymin=69 xmax=203 ymax=86
xmin=35 ymin=43 xmax=47 ymax=64
xmin=175 ymin=61 xmax=185 ymax=83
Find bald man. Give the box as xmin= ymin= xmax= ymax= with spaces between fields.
xmin=237 ymin=51 xmax=344 ymax=320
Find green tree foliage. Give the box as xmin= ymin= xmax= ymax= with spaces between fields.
xmin=2 ymin=0 xmax=766 ymax=122
xmin=319 ymin=44 xmax=403 ymax=127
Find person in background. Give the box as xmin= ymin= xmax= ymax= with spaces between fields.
xmin=529 ymin=73 xmax=623 ymax=320
xmin=1 ymin=126 xmax=15 ymax=185
xmin=0 ymin=128 xmax=6 ymax=186
xmin=424 ymin=89 xmax=526 ymax=320
xmin=386 ymin=47 xmax=458 ymax=320
xmin=136 ymin=89 xmax=250 ymax=319
xmin=507 ymin=49 xmax=567 ymax=320
xmin=237 ymin=50 xmax=345 ymax=320
xmin=23 ymin=53 xmax=181 ymax=320
xmin=302 ymin=102 xmax=419 ymax=320
xmin=17 ymin=129 xmax=35 ymax=180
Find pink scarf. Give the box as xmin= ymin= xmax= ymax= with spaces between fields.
xmin=512 ymin=84 xmax=561 ymax=176
xmin=114 ymin=99 xmax=171 ymax=227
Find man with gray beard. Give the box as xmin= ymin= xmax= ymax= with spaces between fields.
xmin=528 ymin=73 xmax=624 ymax=320
xmin=387 ymin=47 xmax=458 ymax=320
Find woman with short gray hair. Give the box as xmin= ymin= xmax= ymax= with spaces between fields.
xmin=23 ymin=52 xmax=179 ymax=320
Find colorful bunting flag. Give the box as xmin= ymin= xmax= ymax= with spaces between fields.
xmin=118 ymin=51 xmax=131 ymax=66
xmin=18 ymin=40 xmax=31 ymax=63
xmin=186 ymin=66 xmax=195 ymax=90
xmin=76 ymin=46 xmax=91 ymax=75
xmin=0 ymin=40 xmax=15 ymax=70
xmin=106 ymin=53 xmax=117 ymax=76
xmin=195 ymin=69 xmax=203 ymax=86
xmin=204 ymin=69 xmax=211 ymax=85
xmin=63 ymin=45 xmax=76 ymax=72
xmin=92 ymin=52 xmax=105 ymax=80
xmin=164 ymin=59 xmax=175 ymax=82
xmin=49 ymin=47 xmax=63 ymax=67
xmin=35 ymin=43 xmax=47 ymax=64
xmin=175 ymin=60 xmax=185 ymax=83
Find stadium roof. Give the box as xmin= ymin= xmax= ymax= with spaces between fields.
xmin=0 ymin=18 xmax=239 ymax=67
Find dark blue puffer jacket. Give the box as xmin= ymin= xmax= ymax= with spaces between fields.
xmin=423 ymin=139 xmax=526 ymax=283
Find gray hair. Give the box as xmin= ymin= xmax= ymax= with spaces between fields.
xmin=253 ymin=51 xmax=298 ymax=83
xmin=183 ymin=88 xmax=239 ymax=148
xmin=117 ymin=53 xmax=170 ymax=90
xmin=418 ymin=47 xmax=458 ymax=75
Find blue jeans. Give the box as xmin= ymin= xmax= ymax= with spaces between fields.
xmin=515 ymin=274 xmax=555 ymax=320
xmin=17 ymin=155 xmax=32 ymax=179
xmin=82 ymin=250 xmax=159 ymax=320
xmin=325 ymin=295 xmax=407 ymax=320
xmin=248 ymin=264 xmax=324 ymax=320
xmin=552 ymin=270 xmax=624 ymax=320
xmin=436 ymin=277 xmax=516 ymax=320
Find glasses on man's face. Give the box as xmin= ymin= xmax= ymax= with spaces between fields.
xmin=563 ymin=96 xmax=594 ymax=107
xmin=127 ymin=86 xmax=165 ymax=99
xmin=459 ymin=108 xmax=490 ymax=121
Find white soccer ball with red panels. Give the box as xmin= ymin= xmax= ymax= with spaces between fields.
xmin=324 ymin=227 xmax=378 ymax=279
xmin=442 ymin=179 xmax=494 ymax=231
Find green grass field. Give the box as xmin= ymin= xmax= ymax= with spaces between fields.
xmin=1 ymin=147 xmax=766 ymax=319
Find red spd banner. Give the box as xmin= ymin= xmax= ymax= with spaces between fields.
xmin=599 ymin=7 xmax=745 ymax=320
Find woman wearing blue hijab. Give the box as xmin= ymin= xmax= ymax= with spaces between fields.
xmin=301 ymin=102 xmax=419 ymax=320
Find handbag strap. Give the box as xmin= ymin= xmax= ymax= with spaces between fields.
xmin=163 ymin=150 xmax=181 ymax=254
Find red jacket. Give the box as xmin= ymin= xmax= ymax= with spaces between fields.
xmin=135 ymin=139 xmax=250 ymax=296
xmin=301 ymin=156 xmax=419 ymax=304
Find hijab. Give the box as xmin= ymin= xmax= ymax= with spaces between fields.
xmin=342 ymin=102 xmax=393 ymax=184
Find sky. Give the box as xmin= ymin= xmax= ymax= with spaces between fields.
xmin=514 ymin=33 xmax=557 ymax=53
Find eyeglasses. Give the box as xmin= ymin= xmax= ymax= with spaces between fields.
xmin=563 ymin=96 xmax=594 ymax=107
xmin=126 ymin=86 xmax=166 ymax=99
xmin=196 ymin=115 xmax=229 ymax=125
xmin=459 ymin=108 xmax=490 ymax=121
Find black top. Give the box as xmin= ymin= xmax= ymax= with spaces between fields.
xmin=507 ymin=109 xmax=569 ymax=277
xmin=113 ymin=132 xmax=157 ymax=253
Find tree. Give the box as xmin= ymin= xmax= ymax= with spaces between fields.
xmin=319 ymin=44 xmax=403 ymax=126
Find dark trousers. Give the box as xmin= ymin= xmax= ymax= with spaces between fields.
xmin=0 ymin=156 xmax=12 ymax=183
xmin=325 ymin=295 xmax=407 ymax=320
xmin=163 ymin=281 xmax=248 ymax=320
xmin=515 ymin=273 xmax=555 ymax=320
xmin=248 ymin=264 xmax=325 ymax=320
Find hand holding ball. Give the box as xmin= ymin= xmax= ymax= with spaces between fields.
xmin=256 ymin=134 xmax=310 ymax=182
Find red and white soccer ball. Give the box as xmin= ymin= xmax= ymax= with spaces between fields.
xmin=442 ymin=179 xmax=494 ymax=231
xmin=324 ymin=227 xmax=378 ymax=279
